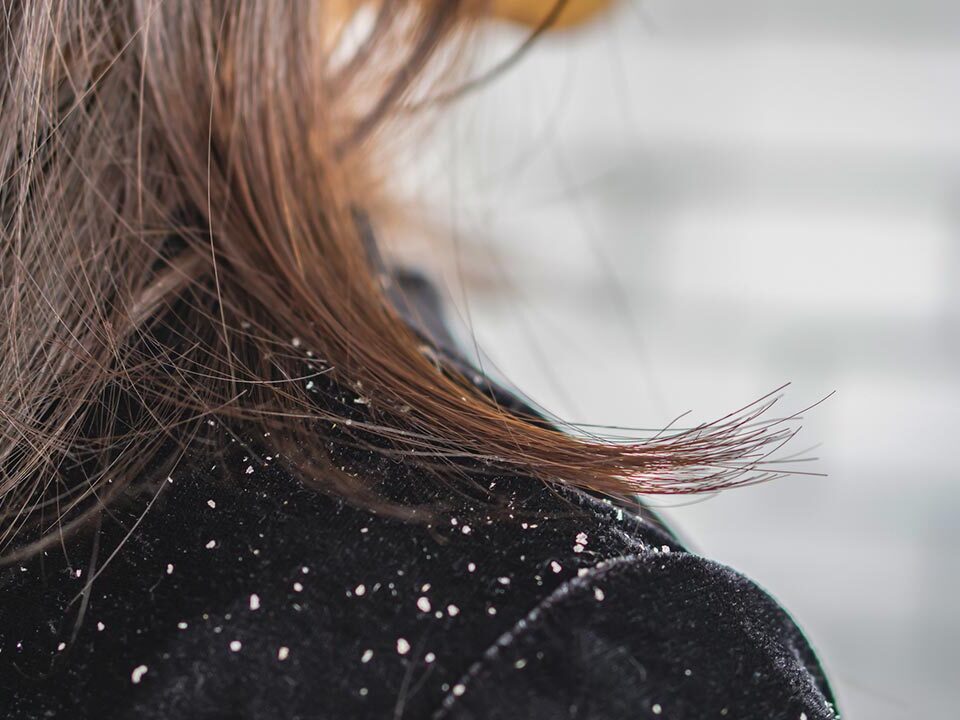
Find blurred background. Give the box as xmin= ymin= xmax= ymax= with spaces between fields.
xmin=397 ymin=1 xmax=960 ymax=717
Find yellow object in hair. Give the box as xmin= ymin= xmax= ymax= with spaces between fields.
xmin=490 ymin=0 xmax=614 ymax=29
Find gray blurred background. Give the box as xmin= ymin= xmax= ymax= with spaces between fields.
xmin=399 ymin=2 xmax=960 ymax=717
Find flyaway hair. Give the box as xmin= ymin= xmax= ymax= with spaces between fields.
xmin=0 ymin=0 xmax=811 ymax=560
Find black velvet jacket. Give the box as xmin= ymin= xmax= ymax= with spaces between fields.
xmin=2 ymin=441 xmax=838 ymax=719
xmin=1 ymin=276 xmax=838 ymax=719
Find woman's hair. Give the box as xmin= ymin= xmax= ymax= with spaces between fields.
xmin=0 ymin=1 xmax=803 ymax=560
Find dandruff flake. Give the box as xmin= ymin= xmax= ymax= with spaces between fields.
xmin=361 ymin=649 xmax=374 ymax=663
xmin=574 ymin=531 xmax=588 ymax=553
xmin=396 ymin=638 xmax=411 ymax=655
xmin=278 ymin=646 xmax=290 ymax=661
xmin=131 ymin=665 xmax=148 ymax=684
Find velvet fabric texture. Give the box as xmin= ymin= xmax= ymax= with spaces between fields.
xmin=2 ymin=433 xmax=837 ymax=719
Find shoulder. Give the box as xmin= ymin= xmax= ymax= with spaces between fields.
xmin=1 ymin=447 xmax=835 ymax=719
xmin=435 ymin=550 xmax=838 ymax=719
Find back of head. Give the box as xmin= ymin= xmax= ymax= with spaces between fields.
xmin=0 ymin=1 xmax=796 ymax=560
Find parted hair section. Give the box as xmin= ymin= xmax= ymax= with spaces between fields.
xmin=0 ymin=1 xmax=805 ymax=560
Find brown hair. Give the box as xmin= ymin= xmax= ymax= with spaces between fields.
xmin=0 ymin=1 xmax=806 ymax=560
